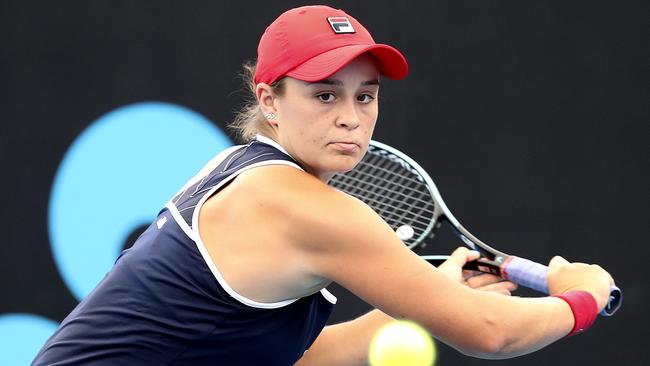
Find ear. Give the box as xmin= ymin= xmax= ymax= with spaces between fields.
xmin=256 ymin=83 xmax=278 ymax=125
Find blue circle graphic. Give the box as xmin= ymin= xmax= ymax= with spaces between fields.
xmin=0 ymin=313 xmax=59 ymax=365
xmin=48 ymin=102 xmax=232 ymax=300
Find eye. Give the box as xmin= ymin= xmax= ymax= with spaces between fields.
xmin=317 ymin=93 xmax=336 ymax=103
xmin=357 ymin=93 xmax=375 ymax=104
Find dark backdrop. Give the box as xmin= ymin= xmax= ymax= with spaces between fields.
xmin=1 ymin=0 xmax=647 ymax=365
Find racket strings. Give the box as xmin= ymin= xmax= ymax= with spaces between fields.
xmin=339 ymin=158 xmax=435 ymax=212
xmin=361 ymin=153 xmax=435 ymax=228
xmin=353 ymin=159 xmax=429 ymax=186
xmin=355 ymin=159 xmax=437 ymax=209
xmin=335 ymin=163 xmax=435 ymax=209
xmin=333 ymin=176 xmax=433 ymax=229
xmin=330 ymin=150 xmax=437 ymax=245
xmin=334 ymin=169 xmax=434 ymax=225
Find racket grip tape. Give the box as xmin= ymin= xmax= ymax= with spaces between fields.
xmin=502 ymin=256 xmax=622 ymax=316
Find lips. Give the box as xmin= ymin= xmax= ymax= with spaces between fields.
xmin=329 ymin=141 xmax=361 ymax=152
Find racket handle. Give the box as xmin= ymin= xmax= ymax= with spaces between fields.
xmin=504 ymin=256 xmax=622 ymax=316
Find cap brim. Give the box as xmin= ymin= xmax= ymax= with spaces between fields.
xmin=285 ymin=44 xmax=408 ymax=82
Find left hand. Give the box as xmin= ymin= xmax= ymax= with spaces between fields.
xmin=437 ymin=247 xmax=518 ymax=295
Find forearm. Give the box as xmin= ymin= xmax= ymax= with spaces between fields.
xmin=294 ymin=309 xmax=394 ymax=366
xmin=296 ymin=292 xmax=575 ymax=364
xmin=434 ymin=289 xmax=575 ymax=359
xmin=487 ymin=295 xmax=575 ymax=358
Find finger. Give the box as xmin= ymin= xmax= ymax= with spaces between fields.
xmin=462 ymin=270 xmax=480 ymax=280
xmin=593 ymin=264 xmax=615 ymax=286
xmin=475 ymin=281 xmax=518 ymax=294
xmin=466 ymin=249 xmax=481 ymax=262
xmin=466 ymin=273 xmax=501 ymax=287
xmin=445 ymin=247 xmax=480 ymax=267
xmin=490 ymin=288 xmax=512 ymax=296
xmin=446 ymin=247 xmax=470 ymax=267
xmin=467 ymin=274 xmax=518 ymax=290
xmin=548 ymin=255 xmax=569 ymax=269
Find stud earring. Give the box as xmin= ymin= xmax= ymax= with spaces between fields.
xmin=263 ymin=112 xmax=277 ymax=120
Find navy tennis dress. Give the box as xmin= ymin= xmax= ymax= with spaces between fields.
xmin=33 ymin=136 xmax=336 ymax=365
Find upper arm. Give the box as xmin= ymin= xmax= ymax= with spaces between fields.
xmin=276 ymin=171 xmax=486 ymax=345
xmin=252 ymin=166 xmax=572 ymax=357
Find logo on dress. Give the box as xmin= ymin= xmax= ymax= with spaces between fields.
xmin=157 ymin=216 xmax=168 ymax=229
xmin=327 ymin=17 xmax=355 ymax=34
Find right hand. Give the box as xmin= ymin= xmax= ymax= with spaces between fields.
xmin=547 ymin=256 xmax=614 ymax=311
xmin=438 ymin=247 xmax=518 ymax=295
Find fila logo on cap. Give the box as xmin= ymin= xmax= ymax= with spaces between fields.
xmin=327 ymin=17 xmax=355 ymax=34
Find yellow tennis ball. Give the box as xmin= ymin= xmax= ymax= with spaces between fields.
xmin=369 ymin=320 xmax=436 ymax=366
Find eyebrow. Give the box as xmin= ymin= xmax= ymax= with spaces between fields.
xmin=309 ymin=78 xmax=380 ymax=87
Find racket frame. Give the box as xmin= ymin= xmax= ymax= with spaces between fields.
xmin=368 ymin=141 xmax=509 ymax=274
xmin=332 ymin=140 xmax=621 ymax=316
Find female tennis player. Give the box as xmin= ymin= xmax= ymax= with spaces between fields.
xmin=33 ymin=5 xmax=615 ymax=366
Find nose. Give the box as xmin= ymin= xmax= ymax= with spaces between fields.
xmin=335 ymin=99 xmax=360 ymax=130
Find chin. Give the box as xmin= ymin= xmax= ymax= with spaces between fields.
xmin=328 ymin=155 xmax=363 ymax=173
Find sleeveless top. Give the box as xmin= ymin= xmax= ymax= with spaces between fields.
xmin=33 ymin=136 xmax=336 ymax=366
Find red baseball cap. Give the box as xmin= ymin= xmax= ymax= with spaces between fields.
xmin=253 ymin=5 xmax=408 ymax=85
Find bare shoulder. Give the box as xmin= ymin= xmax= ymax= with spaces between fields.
xmin=234 ymin=165 xmax=428 ymax=280
xmin=232 ymin=164 xmax=369 ymax=221
xmin=196 ymin=164 xmax=360 ymax=302
xmin=234 ymin=165 xmax=384 ymax=243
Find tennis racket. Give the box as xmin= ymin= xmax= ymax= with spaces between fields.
xmin=329 ymin=140 xmax=622 ymax=316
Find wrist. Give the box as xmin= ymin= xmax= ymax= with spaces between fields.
xmin=553 ymin=290 xmax=598 ymax=337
